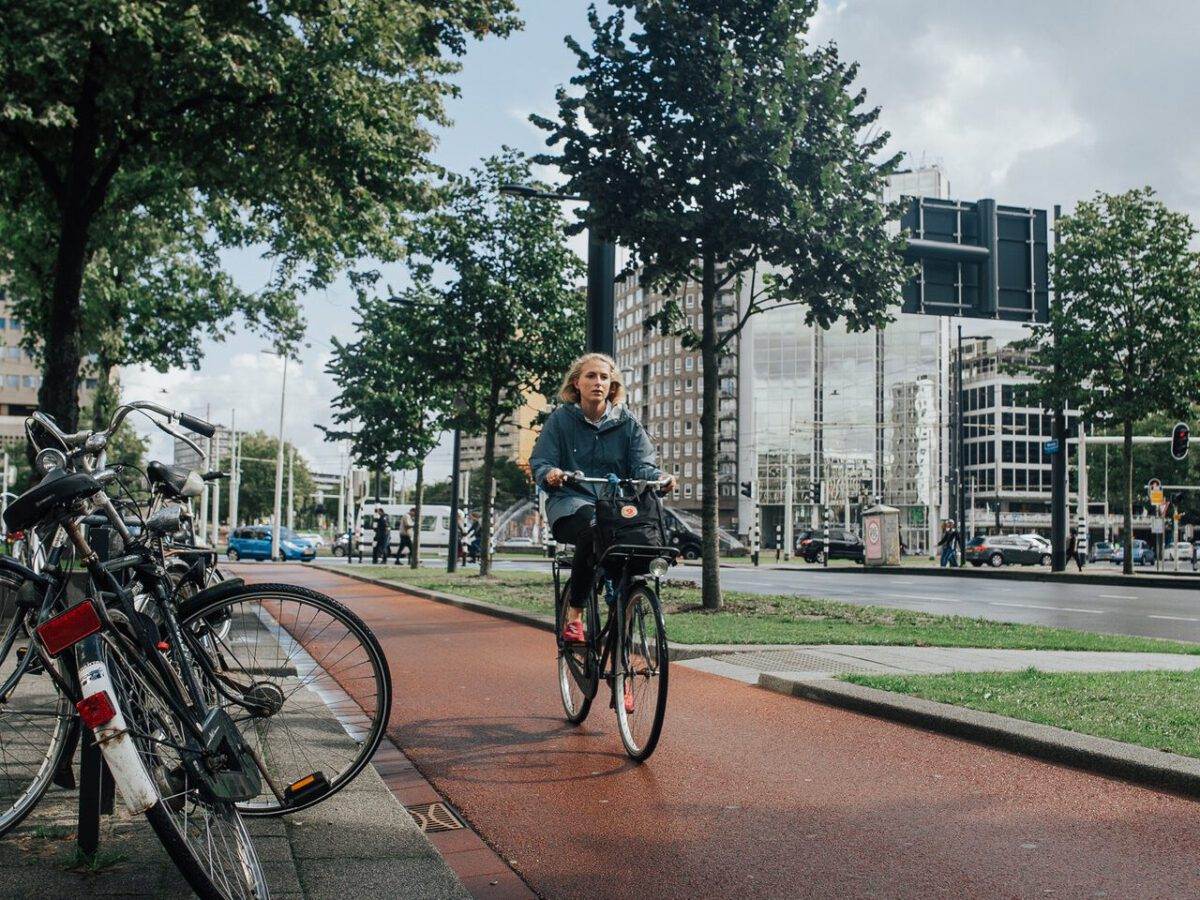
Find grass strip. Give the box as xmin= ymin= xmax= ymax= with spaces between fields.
xmin=345 ymin=566 xmax=1199 ymax=654
xmin=845 ymin=668 xmax=1200 ymax=759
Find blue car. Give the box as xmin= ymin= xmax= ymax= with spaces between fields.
xmin=227 ymin=526 xmax=316 ymax=562
xmin=1111 ymin=539 xmax=1156 ymax=567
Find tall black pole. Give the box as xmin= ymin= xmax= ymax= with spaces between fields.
xmin=1050 ymin=204 xmax=1067 ymax=571
xmin=447 ymin=428 xmax=461 ymax=573
xmin=956 ymin=324 xmax=966 ymax=551
xmin=586 ymin=229 xmax=616 ymax=355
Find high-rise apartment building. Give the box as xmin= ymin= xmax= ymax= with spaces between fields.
xmin=459 ymin=392 xmax=548 ymax=473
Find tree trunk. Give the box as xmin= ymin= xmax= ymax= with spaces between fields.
xmin=699 ymin=250 xmax=723 ymax=610
xmin=33 ymin=211 xmax=90 ymax=466
xmin=1123 ymin=419 xmax=1134 ymax=576
xmin=91 ymin=355 xmax=119 ymax=432
xmin=479 ymin=387 xmax=500 ymax=577
xmin=410 ymin=461 xmax=423 ymax=569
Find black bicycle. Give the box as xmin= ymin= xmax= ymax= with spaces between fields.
xmin=551 ymin=474 xmax=677 ymax=762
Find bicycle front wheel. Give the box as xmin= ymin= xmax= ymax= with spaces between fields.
xmin=179 ymin=583 xmax=391 ymax=816
xmin=97 ymin=635 xmax=268 ymax=899
xmin=615 ymin=585 xmax=669 ymax=762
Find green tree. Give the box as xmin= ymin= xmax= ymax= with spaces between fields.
xmin=533 ymin=0 xmax=908 ymax=608
xmin=408 ymin=149 xmax=584 ymax=574
xmin=325 ymin=290 xmax=456 ymax=567
xmin=1014 ymin=188 xmax=1200 ymax=574
xmin=422 ymin=458 xmax=533 ymax=510
xmin=0 ymin=0 xmax=519 ymax=438
xmin=234 ymin=431 xmax=314 ymax=526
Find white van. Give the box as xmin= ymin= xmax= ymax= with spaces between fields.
xmin=355 ymin=502 xmax=454 ymax=551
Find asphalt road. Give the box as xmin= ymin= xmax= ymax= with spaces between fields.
xmin=238 ymin=563 xmax=1200 ymax=900
xmin=317 ymin=554 xmax=1200 ymax=643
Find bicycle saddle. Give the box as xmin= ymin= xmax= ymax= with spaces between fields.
xmin=4 ymin=469 xmax=103 ymax=532
xmin=147 ymin=461 xmax=204 ymax=499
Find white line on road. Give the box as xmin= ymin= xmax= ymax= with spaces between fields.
xmin=1147 ymin=614 xmax=1200 ymax=622
xmin=891 ymin=593 xmax=960 ymax=603
xmin=989 ymin=601 xmax=1104 ymax=615
xmin=1100 ymin=594 xmax=1138 ymax=600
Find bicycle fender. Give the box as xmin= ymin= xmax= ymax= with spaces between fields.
xmin=177 ymin=576 xmax=246 ymax=612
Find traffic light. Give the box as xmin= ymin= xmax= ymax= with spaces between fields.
xmin=1172 ymin=422 xmax=1190 ymax=460
xmin=811 ymin=483 xmax=821 ymax=504
xmin=740 ymin=480 xmax=753 ymax=499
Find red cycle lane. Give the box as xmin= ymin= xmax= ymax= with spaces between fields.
xmin=239 ymin=564 xmax=1200 ymax=899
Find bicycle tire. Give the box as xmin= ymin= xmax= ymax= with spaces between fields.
xmin=95 ymin=634 xmax=268 ymax=899
xmin=614 ymin=585 xmax=669 ymax=762
xmin=178 ymin=582 xmax=391 ymax=817
xmin=0 ymin=574 xmax=74 ymax=838
xmin=555 ymin=576 xmax=593 ymax=725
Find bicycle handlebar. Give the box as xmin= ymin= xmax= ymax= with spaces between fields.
xmin=563 ymin=471 xmax=671 ymax=493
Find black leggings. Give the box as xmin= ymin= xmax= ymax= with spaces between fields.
xmin=552 ymin=508 xmax=597 ymax=606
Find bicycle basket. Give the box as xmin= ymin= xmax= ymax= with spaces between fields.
xmin=594 ymin=486 xmax=667 ymax=575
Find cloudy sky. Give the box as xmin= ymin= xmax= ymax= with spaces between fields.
xmin=123 ymin=0 xmax=1200 ymax=479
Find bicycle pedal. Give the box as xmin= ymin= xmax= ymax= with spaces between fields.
xmin=283 ymin=771 xmax=331 ymax=806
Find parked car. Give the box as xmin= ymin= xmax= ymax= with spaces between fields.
xmin=1163 ymin=541 xmax=1194 ymax=562
xmin=964 ymin=535 xmax=1051 ymax=568
xmin=297 ymin=531 xmax=325 ymax=549
xmin=795 ymin=528 xmax=864 ymax=564
xmin=226 ymin=526 xmax=317 ymax=562
xmin=1088 ymin=541 xmax=1114 ymax=563
xmin=1020 ymin=533 xmax=1051 ymax=554
xmin=1111 ymin=539 xmax=1156 ymax=566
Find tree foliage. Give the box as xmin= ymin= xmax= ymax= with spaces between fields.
xmin=235 ymin=431 xmax=314 ymax=526
xmin=422 ymin=458 xmax=533 ymax=510
xmin=0 ymin=0 xmax=520 ymax=436
xmin=533 ymin=0 xmax=908 ymax=607
xmin=403 ymin=149 xmax=584 ymax=574
xmin=1013 ymin=188 xmax=1200 ymax=572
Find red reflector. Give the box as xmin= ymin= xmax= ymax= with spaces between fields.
xmin=6 ymin=531 xmax=23 ymax=542
xmin=156 ymin=641 xmax=169 ymax=651
xmin=76 ymin=692 xmax=117 ymax=729
xmin=35 ymin=600 xmax=103 ymax=657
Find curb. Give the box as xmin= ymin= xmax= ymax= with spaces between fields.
xmin=758 ymin=674 xmax=1200 ymax=798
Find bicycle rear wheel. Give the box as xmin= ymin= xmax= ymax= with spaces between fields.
xmin=0 ymin=577 xmax=72 ymax=837
xmin=97 ymin=635 xmax=268 ymax=899
xmin=179 ymin=583 xmax=391 ymax=816
xmin=615 ymin=585 xmax=669 ymax=762
xmin=555 ymin=576 xmax=593 ymax=725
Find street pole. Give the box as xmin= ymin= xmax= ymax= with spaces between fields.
xmin=286 ymin=446 xmax=295 ymax=531
xmin=821 ymin=481 xmax=830 ymax=567
xmin=1077 ymin=420 xmax=1088 ymax=567
xmin=956 ymin=325 xmax=965 ymax=545
xmin=228 ymin=411 xmax=239 ymax=531
xmin=211 ymin=429 xmax=221 ymax=547
xmin=448 ymin=428 xmax=462 ymax=573
xmin=783 ymin=405 xmax=793 ymax=562
xmin=1050 ymin=204 xmax=1068 ymax=572
xmin=271 ymin=355 xmax=289 ymax=562
xmin=586 ymin=230 xmax=616 ymax=355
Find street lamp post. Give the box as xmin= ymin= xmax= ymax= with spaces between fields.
xmin=262 ymin=345 xmax=307 ymax=561
xmin=499 ymin=183 xmax=615 ymax=355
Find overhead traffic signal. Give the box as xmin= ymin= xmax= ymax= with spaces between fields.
xmin=1172 ymin=422 xmax=1190 ymax=460
xmin=740 ymin=480 xmax=753 ymax=499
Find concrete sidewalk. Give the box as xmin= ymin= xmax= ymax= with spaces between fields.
xmin=678 ymin=643 xmax=1200 ymax=683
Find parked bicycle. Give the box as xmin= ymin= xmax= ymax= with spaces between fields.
xmin=551 ymin=472 xmax=677 ymax=762
xmin=0 ymin=401 xmax=393 ymax=898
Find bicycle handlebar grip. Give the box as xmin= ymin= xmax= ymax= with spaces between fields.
xmin=179 ymin=413 xmax=216 ymax=438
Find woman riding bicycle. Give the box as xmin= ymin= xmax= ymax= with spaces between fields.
xmin=530 ymin=353 xmax=676 ymax=645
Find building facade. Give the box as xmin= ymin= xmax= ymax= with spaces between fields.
xmin=459 ymin=393 xmax=548 ymax=473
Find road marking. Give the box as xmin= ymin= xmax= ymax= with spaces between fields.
xmin=989 ymin=601 xmax=1104 ymax=615
xmin=1147 ymin=615 xmax=1200 ymax=622
xmin=892 ymin=593 xmax=960 ymax=603
xmin=1099 ymin=594 xmax=1138 ymax=600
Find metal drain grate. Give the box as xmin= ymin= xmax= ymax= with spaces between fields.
xmin=722 ymin=649 xmax=888 ymax=676
xmin=406 ymin=802 xmax=466 ymax=833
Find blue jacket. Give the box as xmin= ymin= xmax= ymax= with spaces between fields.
xmin=530 ymin=403 xmax=663 ymax=529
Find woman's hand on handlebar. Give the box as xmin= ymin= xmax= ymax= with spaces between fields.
xmin=658 ymin=474 xmax=677 ymax=495
xmin=545 ymin=468 xmax=566 ymax=488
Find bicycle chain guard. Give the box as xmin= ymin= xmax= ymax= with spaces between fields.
xmin=183 ymin=708 xmax=262 ymax=803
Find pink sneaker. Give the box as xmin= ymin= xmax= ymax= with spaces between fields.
xmin=561 ymin=620 xmax=585 ymax=644
xmin=623 ymin=679 xmax=635 ymax=714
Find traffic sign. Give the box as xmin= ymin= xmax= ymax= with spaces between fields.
xmin=1043 ymin=439 xmax=1060 ymax=455
xmin=1148 ymin=478 xmax=1163 ymax=506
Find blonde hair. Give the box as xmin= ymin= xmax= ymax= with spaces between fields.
xmin=558 ymin=353 xmax=625 ymax=406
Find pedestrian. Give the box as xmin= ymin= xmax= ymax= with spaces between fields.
xmin=1066 ymin=533 xmax=1084 ymax=571
xmin=394 ymin=507 xmax=414 ymax=564
xmin=937 ymin=520 xmax=960 ymax=568
xmin=466 ymin=512 xmax=482 ymax=563
xmin=371 ymin=507 xmax=390 ymax=565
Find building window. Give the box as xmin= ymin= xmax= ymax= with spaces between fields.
xmin=1002 ymin=441 xmax=1013 ymax=463
xmin=4 ymin=375 xmax=17 ymax=388
xmin=686 ymin=294 xmax=695 ymax=308
xmin=685 ymin=399 xmax=693 ymax=414
xmin=684 ymin=463 xmax=693 ymax=477
xmin=684 ymin=484 xmax=693 ymax=498
xmin=685 ymin=356 xmax=694 ymax=371
xmin=684 ymin=420 xmax=693 ymax=434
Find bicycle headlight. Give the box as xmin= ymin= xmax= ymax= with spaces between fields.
xmin=648 ymin=556 xmax=670 ymax=579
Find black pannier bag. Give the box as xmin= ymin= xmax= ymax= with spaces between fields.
xmin=594 ymin=487 xmax=668 ymax=574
